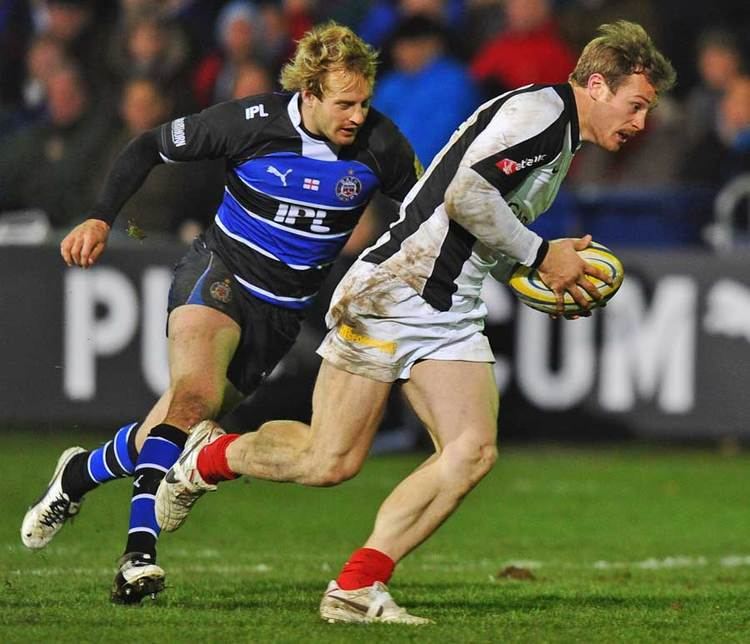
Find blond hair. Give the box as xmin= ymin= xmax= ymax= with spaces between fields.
xmin=570 ymin=21 xmax=676 ymax=96
xmin=280 ymin=22 xmax=378 ymax=98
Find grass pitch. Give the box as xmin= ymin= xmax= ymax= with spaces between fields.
xmin=2 ymin=431 xmax=750 ymax=643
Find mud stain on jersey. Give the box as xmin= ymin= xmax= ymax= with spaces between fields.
xmin=444 ymin=167 xmax=512 ymax=255
xmin=380 ymin=213 xmax=447 ymax=295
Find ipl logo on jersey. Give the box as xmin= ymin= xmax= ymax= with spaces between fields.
xmin=335 ymin=174 xmax=362 ymax=201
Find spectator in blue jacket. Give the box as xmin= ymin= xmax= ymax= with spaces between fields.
xmin=373 ymin=14 xmax=479 ymax=166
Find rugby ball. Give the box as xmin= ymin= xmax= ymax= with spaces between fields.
xmin=508 ymin=240 xmax=624 ymax=315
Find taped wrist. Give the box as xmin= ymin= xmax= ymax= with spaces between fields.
xmin=530 ymin=240 xmax=549 ymax=269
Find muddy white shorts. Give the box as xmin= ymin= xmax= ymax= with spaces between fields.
xmin=317 ymin=261 xmax=494 ymax=382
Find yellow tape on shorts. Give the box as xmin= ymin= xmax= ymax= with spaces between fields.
xmin=338 ymin=324 xmax=397 ymax=355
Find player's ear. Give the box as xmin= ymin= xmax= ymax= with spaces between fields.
xmin=301 ymin=89 xmax=318 ymax=106
xmin=587 ymin=73 xmax=609 ymax=101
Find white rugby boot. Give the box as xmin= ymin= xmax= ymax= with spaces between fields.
xmin=155 ymin=420 xmax=224 ymax=532
xmin=21 ymin=446 xmax=86 ymax=549
xmin=320 ymin=580 xmax=433 ymax=625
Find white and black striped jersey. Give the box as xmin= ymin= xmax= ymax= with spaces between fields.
xmin=362 ymin=83 xmax=581 ymax=312
xmin=157 ymin=92 xmax=420 ymax=309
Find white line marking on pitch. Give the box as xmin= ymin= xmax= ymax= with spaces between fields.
xmin=416 ymin=554 xmax=750 ymax=572
xmin=7 ymin=563 xmax=272 ymax=577
xmin=12 ymin=554 xmax=750 ymax=578
xmin=593 ymin=556 xmax=708 ymax=570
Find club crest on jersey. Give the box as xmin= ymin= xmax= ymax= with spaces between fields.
xmin=335 ymin=173 xmax=362 ymax=201
xmin=496 ymin=154 xmax=547 ymax=175
xmin=209 ymin=279 xmax=233 ymax=304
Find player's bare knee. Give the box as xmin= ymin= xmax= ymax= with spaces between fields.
xmin=303 ymin=450 xmax=364 ymax=487
xmin=166 ymin=386 xmax=222 ymax=429
xmin=442 ymin=436 xmax=497 ymax=487
xmin=476 ymin=442 xmax=498 ymax=478
xmin=469 ymin=441 xmax=497 ymax=480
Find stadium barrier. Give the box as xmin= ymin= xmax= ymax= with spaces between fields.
xmin=3 ymin=241 xmax=749 ymax=440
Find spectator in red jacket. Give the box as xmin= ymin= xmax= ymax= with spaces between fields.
xmin=191 ymin=1 xmax=268 ymax=108
xmin=470 ymin=0 xmax=575 ymax=99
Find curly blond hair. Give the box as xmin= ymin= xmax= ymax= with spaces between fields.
xmin=280 ymin=22 xmax=378 ymax=98
xmin=570 ymin=21 xmax=676 ymax=96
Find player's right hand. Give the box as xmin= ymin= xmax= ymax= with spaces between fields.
xmin=60 ymin=218 xmax=111 ymax=268
xmin=537 ymin=234 xmax=612 ymax=315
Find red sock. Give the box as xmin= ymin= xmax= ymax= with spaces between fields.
xmin=336 ymin=547 xmax=395 ymax=590
xmin=196 ymin=434 xmax=240 ymax=484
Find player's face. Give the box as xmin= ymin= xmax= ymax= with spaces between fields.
xmin=302 ymin=70 xmax=372 ymax=146
xmin=587 ymin=73 xmax=656 ymax=152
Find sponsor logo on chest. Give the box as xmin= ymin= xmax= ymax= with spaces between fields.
xmin=267 ymin=165 xmax=292 ymax=186
xmin=496 ymin=154 xmax=547 ymax=175
xmin=274 ymin=203 xmax=330 ymax=232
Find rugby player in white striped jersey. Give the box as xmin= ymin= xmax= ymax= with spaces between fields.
xmin=156 ymin=21 xmax=676 ymax=624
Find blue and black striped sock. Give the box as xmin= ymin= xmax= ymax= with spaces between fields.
xmin=61 ymin=422 xmax=139 ymax=501
xmin=124 ymin=423 xmax=187 ymax=559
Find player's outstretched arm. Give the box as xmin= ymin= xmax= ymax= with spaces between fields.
xmin=60 ymin=128 xmax=164 ymax=268
xmin=60 ymin=218 xmax=111 ymax=268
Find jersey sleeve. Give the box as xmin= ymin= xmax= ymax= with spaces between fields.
xmin=441 ymin=91 xmax=566 ymax=267
xmin=157 ymin=99 xmax=255 ymax=162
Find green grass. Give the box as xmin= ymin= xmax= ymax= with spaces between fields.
xmin=2 ymin=433 xmax=750 ymax=643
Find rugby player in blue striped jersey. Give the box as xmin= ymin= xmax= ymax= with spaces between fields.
xmin=21 ymin=22 xmax=421 ymax=604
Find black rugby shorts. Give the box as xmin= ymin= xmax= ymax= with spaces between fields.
xmin=167 ymin=237 xmax=304 ymax=395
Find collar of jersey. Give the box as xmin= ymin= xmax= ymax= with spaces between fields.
xmin=556 ymin=83 xmax=581 ymax=153
xmin=287 ymin=92 xmax=333 ymax=144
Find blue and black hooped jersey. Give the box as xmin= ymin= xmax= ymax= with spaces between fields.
xmin=157 ymin=92 xmax=420 ymax=309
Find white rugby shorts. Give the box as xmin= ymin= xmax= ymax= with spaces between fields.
xmin=317 ymin=261 xmax=494 ymax=382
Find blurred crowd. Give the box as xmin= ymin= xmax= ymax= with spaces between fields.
xmin=1 ymin=0 xmax=750 ymax=248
